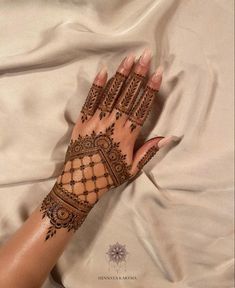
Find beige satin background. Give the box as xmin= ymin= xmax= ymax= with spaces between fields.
xmin=0 ymin=0 xmax=234 ymax=287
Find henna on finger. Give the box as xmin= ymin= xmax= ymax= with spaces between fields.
xmin=81 ymin=83 xmax=103 ymax=122
xmin=129 ymin=86 xmax=158 ymax=131
xmin=98 ymin=72 xmax=127 ymax=119
xmin=98 ymin=54 xmax=135 ymax=120
xmin=115 ymin=72 xmax=145 ymax=119
xmin=137 ymin=144 xmax=160 ymax=170
xmin=114 ymin=49 xmax=152 ymax=120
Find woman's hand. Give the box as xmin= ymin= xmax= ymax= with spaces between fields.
xmin=0 ymin=49 xmax=172 ymax=288
xmin=41 ymin=48 xmax=169 ymax=240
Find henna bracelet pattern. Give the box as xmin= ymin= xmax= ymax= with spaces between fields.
xmin=40 ymin=183 xmax=93 ymax=240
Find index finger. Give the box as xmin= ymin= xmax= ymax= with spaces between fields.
xmin=80 ymin=67 xmax=108 ymax=123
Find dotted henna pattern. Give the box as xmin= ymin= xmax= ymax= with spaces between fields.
xmin=40 ymin=123 xmax=131 ymax=240
xmin=98 ymin=72 xmax=126 ymax=119
xmin=129 ymin=86 xmax=158 ymax=131
xmin=81 ymin=83 xmax=103 ymax=122
xmin=115 ymin=73 xmax=145 ymax=119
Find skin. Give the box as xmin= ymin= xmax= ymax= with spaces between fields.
xmin=0 ymin=48 xmax=169 ymax=288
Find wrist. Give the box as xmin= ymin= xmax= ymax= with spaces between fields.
xmin=40 ymin=182 xmax=95 ymax=240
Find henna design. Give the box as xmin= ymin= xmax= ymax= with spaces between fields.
xmin=40 ymin=183 xmax=93 ymax=240
xmin=40 ymin=124 xmax=132 ymax=240
xmin=98 ymin=78 xmax=113 ymax=120
xmin=81 ymin=83 xmax=103 ymax=122
xmin=98 ymin=72 xmax=127 ymax=119
xmin=115 ymin=73 xmax=145 ymax=119
xmin=64 ymin=123 xmax=131 ymax=186
xmin=137 ymin=144 xmax=160 ymax=170
xmin=129 ymin=86 xmax=158 ymax=131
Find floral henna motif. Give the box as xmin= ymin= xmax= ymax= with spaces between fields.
xmin=81 ymin=83 xmax=103 ymax=122
xmin=40 ymin=124 xmax=131 ymax=240
xmin=115 ymin=73 xmax=145 ymax=120
xmin=98 ymin=72 xmax=127 ymax=119
xmin=129 ymin=86 xmax=158 ymax=131
xmin=137 ymin=144 xmax=160 ymax=170
xmin=40 ymin=183 xmax=93 ymax=240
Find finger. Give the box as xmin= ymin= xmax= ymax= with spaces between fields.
xmin=80 ymin=66 xmax=108 ymax=123
xmin=130 ymin=136 xmax=174 ymax=176
xmin=98 ymin=54 xmax=135 ymax=120
xmin=113 ymin=48 xmax=152 ymax=122
xmin=126 ymin=66 xmax=163 ymax=133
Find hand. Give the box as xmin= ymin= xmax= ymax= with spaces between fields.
xmin=41 ymin=48 xmax=171 ymax=240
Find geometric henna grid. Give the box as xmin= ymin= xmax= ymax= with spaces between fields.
xmin=58 ymin=154 xmax=114 ymax=204
xmin=81 ymin=83 xmax=103 ymax=123
xmin=129 ymin=86 xmax=158 ymax=132
xmin=115 ymin=72 xmax=145 ymax=120
xmin=40 ymin=123 xmax=132 ymax=240
xmin=99 ymin=72 xmax=127 ymax=119
xmin=40 ymin=183 xmax=93 ymax=240
xmin=64 ymin=123 xmax=131 ymax=189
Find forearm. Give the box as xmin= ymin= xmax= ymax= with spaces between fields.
xmin=0 ymin=206 xmax=74 ymax=288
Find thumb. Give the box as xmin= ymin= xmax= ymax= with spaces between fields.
xmin=130 ymin=136 xmax=174 ymax=176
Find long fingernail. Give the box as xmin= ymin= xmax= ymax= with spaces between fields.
xmin=139 ymin=48 xmax=152 ymax=66
xmin=152 ymin=66 xmax=163 ymax=83
xmin=123 ymin=54 xmax=135 ymax=70
xmin=96 ymin=66 xmax=107 ymax=80
xmin=157 ymin=136 xmax=173 ymax=149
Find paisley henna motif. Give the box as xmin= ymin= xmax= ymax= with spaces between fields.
xmin=129 ymin=86 xmax=158 ymax=131
xmin=115 ymin=73 xmax=145 ymax=119
xmin=40 ymin=124 xmax=131 ymax=240
xmin=98 ymin=72 xmax=126 ymax=119
xmin=81 ymin=83 xmax=103 ymax=122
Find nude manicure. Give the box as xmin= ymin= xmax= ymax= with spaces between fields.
xmin=139 ymin=48 xmax=152 ymax=66
xmin=96 ymin=66 xmax=107 ymax=80
xmin=152 ymin=66 xmax=163 ymax=83
xmin=123 ymin=54 xmax=135 ymax=70
xmin=158 ymin=136 xmax=173 ymax=149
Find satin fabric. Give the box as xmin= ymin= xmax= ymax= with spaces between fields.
xmin=0 ymin=0 xmax=234 ymax=287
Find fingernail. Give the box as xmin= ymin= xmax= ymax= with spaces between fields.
xmin=139 ymin=48 xmax=152 ymax=66
xmin=96 ymin=66 xmax=107 ymax=80
xmin=152 ymin=66 xmax=163 ymax=83
xmin=157 ymin=136 xmax=173 ymax=149
xmin=123 ymin=53 xmax=135 ymax=70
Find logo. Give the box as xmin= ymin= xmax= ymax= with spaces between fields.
xmin=97 ymin=242 xmax=137 ymax=281
xmin=106 ymin=242 xmax=128 ymax=272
